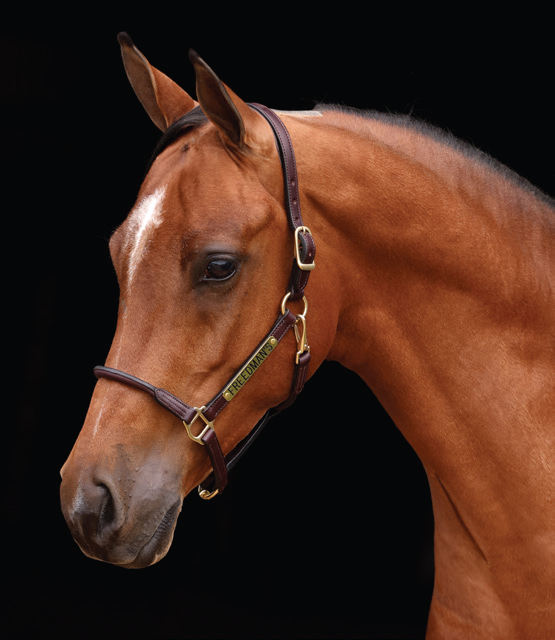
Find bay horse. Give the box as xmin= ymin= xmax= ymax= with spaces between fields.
xmin=60 ymin=33 xmax=554 ymax=638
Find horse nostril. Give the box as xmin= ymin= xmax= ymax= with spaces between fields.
xmin=60 ymin=465 xmax=131 ymax=561
xmin=97 ymin=483 xmax=116 ymax=535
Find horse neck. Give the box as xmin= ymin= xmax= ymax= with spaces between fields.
xmin=292 ymin=111 xmax=555 ymax=634
xmin=293 ymin=110 xmax=554 ymax=440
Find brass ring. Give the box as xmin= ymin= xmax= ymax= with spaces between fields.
xmin=280 ymin=292 xmax=308 ymax=317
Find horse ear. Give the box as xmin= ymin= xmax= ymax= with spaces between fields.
xmin=189 ymin=50 xmax=270 ymax=152
xmin=118 ymin=33 xmax=198 ymax=131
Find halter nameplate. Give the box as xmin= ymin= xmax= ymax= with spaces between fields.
xmin=223 ymin=337 xmax=278 ymax=401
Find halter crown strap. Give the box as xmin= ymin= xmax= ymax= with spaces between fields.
xmin=94 ymin=106 xmax=314 ymax=499
xmin=249 ymin=104 xmax=316 ymax=299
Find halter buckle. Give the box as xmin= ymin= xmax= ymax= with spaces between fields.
xmin=294 ymin=226 xmax=316 ymax=271
xmin=183 ymin=406 xmax=214 ymax=445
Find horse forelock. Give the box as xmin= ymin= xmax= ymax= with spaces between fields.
xmin=145 ymin=106 xmax=210 ymax=175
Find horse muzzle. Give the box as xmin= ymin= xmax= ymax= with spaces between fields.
xmin=60 ymin=459 xmax=182 ymax=568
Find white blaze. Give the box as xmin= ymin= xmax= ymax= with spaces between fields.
xmin=125 ymin=186 xmax=167 ymax=289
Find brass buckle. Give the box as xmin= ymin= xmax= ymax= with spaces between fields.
xmin=294 ymin=226 xmax=316 ymax=271
xmin=184 ymin=409 xmax=219 ymax=500
xmin=183 ymin=406 xmax=214 ymax=445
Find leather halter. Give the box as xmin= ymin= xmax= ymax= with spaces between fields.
xmin=94 ymin=104 xmax=316 ymax=499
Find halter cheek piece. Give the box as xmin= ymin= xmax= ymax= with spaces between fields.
xmin=94 ymin=104 xmax=316 ymax=500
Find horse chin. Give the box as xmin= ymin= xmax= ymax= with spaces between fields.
xmin=116 ymin=500 xmax=182 ymax=569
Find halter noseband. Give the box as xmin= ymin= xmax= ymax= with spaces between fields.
xmin=94 ymin=104 xmax=316 ymax=499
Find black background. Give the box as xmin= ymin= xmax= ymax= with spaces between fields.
xmin=4 ymin=7 xmax=553 ymax=640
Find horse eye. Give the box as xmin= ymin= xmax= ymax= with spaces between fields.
xmin=203 ymin=259 xmax=236 ymax=281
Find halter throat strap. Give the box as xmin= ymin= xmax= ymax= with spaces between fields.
xmin=94 ymin=105 xmax=315 ymax=499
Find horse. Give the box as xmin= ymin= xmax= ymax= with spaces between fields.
xmin=60 ymin=33 xmax=554 ymax=638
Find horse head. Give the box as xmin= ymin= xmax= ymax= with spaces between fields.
xmin=60 ymin=34 xmax=334 ymax=568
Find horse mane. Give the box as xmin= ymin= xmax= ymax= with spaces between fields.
xmin=315 ymin=104 xmax=555 ymax=210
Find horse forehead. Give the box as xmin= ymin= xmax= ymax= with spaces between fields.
xmin=122 ymin=186 xmax=167 ymax=287
xmin=128 ymin=186 xmax=167 ymax=231
xmin=119 ymin=162 xmax=263 ymax=276
xmin=119 ymin=132 xmax=279 ymax=262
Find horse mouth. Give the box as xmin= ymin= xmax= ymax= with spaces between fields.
xmin=118 ymin=500 xmax=182 ymax=569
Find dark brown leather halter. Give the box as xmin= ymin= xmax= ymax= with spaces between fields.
xmin=94 ymin=104 xmax=316 ymax=499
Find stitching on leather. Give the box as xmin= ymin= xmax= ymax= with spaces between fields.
xmin=155 ymin=388 xmax=194 ymax=419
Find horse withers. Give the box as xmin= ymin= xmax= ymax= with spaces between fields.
xmin=60 ymin=34 xmax=554 ymax=638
